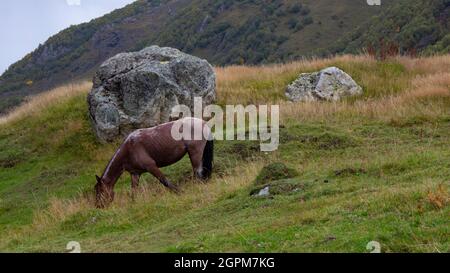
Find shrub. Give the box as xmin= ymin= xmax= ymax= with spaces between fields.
xmin=289 ymin=3 xmax=302 ymax=14
xmin=295 ymin=23 xmax=304 ymax=32
xmin=288 ymin=18 xmax=299 ymax=29
xmin=275 ymin=9 xmax=286 ymax=17
xmin=301 ymin=7 xmax=311 ymax=15
xmin=254 ymin=162 xmax=299 ymax=185
xmin=302 ymin=16 xmax=314 ymax=26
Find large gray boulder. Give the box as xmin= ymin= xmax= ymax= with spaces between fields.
xmin=88 ymin=46 xmax=216 ymax=142
xmin=286 ymin=67 xmax=362 ymax=102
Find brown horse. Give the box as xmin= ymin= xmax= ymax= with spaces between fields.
xmin=95 ymin=117 xmax=214 ymax=208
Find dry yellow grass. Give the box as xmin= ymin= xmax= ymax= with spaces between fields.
xmin=0 ymin=81 xmax=91 ymax=126
xmin=286 ymin=74 xmax=448 ymax=122
xmin=397 ymin=55 xmax=450 ymax=75
xmin=216 ymin=55 xmax=374 ymax=105
xmin=279 ymin=71 xmax=450 ymax=123
xmin=215 ymin=54 xmax=450 ymax=123
xmin=1 ymin=54 xmax=448 ymax=126
xmin=425 ymin=184 xmax=449 ymax=210
xmin=216 ymin=55 xmax=371 ymax=84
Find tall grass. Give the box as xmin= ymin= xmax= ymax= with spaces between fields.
xmin=31 ymin=161 xmax=265 ymax=232
xmin=2 ymin=54 xmax=448 ymax=126
xmin=279 ymin=71 xmax=450 ymax=123
xmin=215 ymin=55 xmax=370 ymax=104
xmin=0 ymin=81 xmax=91 ymax=126
xmin=216 ymin=54 xmax=450 ymax=123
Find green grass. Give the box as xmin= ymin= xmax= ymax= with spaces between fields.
xmin=0 ymin=57 xmax=449 ymax=253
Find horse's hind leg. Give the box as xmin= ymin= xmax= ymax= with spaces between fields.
xmin=136 ymin=152 xmax=180 ymax=193
xmin=131 ymin=173 xmax=140 ymax=189
xmin=131 ymin=173 xmax=140 ymax=200
xmin=187 ymin=144 xmax=205 ymax=180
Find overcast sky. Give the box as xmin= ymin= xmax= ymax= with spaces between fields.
xmin=0 ymin=0 xmax=136 ymax=74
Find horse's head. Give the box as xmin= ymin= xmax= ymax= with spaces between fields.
xmin=95 ymin=175 xmax=115 ymax=208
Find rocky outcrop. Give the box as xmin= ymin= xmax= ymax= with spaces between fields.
xmin=286 ymin=67 xmax=363 ymax=102
xmin=87 ymin=46 xmax=216 ymax=142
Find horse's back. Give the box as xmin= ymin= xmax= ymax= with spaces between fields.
xmin=176 ymin=117 xmax=211 ymax=142
xmin=125 ymin=118 xmax=209 ymax=168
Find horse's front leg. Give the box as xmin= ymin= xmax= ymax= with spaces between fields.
xmin=131 ymin=173 xmax=140 ymax=200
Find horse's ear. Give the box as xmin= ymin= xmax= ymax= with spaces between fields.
xmin=95 ymin=175 xmax=101 ymax=183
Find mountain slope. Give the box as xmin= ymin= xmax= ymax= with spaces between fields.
xmin=0 ymin=0 xmax=385 ymax=113
xmin=0 ymin=55 xmax=449 ymax=252
xmin=325 ymin=0 xmax=450 ymax=56
xmin=1 ymin=0 xmax=449 ymax=114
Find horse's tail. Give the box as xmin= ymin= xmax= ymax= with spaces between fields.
xmin=202 ymin=139 xmax=214 ymax=179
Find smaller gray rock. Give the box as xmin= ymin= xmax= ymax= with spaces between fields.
xmin=286 ymin=67 xmax=363 ymax=102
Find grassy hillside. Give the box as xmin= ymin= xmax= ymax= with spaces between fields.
xmin=0 ymin=0 xmax=388 ymax=113
xmin=0 ymin=55 xmax=449 ymax=252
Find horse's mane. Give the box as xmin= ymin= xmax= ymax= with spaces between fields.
xmin=101 ymin=142 xmax=126 ymax=179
